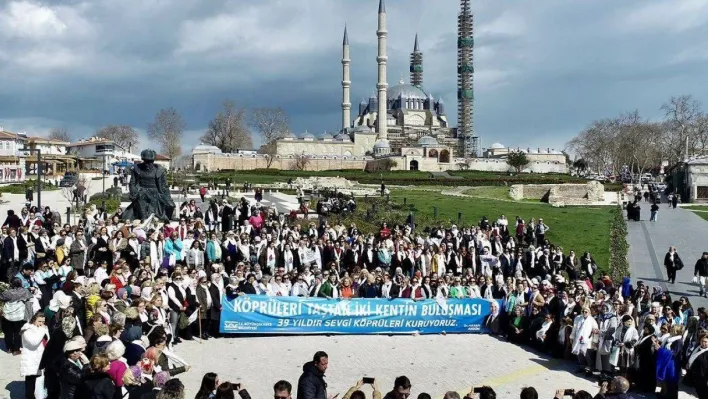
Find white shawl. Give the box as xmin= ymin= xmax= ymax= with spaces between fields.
xmin=687 ymin=346 xmax=708 ymax=370
xmin=571 ymin=315 xmax=597 ymax=355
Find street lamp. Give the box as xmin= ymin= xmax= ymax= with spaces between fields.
xmin=20 ymin=147 xmax=42 ymax=209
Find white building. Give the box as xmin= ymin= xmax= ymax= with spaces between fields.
xmin=0 ymin=128 xmax=26 ymax=183
xmin=67 ymin=137 xmax=139 ymax=172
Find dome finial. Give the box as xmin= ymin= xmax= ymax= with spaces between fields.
xmin=399 ymin=73 xmax=404 ymax=85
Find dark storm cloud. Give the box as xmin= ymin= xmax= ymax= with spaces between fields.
xmin=1 ymin=0 xmax=707 ymax=153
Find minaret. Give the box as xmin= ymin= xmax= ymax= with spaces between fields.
xmin=458 ymin=0 xmax=476 ymax=157
xmin=376 ymin=0 xmax=388 ymax=141
xmin=410 ymin=33 xmax=423 ymax=88
xmin=341 ymin=25 xmax=351 ymax=130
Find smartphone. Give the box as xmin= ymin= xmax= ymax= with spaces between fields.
xmin=232 ymin=383 xmax=241 ymax=391
xmin=363 ymin=377 xmax=375 ymax=384
xmin=564 ymin=389 xmax=575 ymax=396
xmin=473 ymin=388 xmax=483 ymax=394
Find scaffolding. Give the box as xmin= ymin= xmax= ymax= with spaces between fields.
xmin=457 ymin=0 xmax=478 ymax=157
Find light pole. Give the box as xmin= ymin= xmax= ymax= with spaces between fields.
xmin=102 ymin=153 xmax=106 ymax=195
xmin=20 ymin=147 xmax=42 ymax=209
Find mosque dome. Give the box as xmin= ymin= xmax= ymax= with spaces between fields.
xmin=193 ymin=144 xmax=222 ymax=154
xmin=335 ymin=133 xmax=351 ymax=141
xmin=321 ymin=133 xmax=334 ymax=140
xmin=388 ymin=83 xmax=429 ymax=100
xmin=417 ymin=136 xmax=438 ymax=147
xmin=373 ymin=140 xmax=391 ymax=149
xmin=490 ymin=142 xmax=505 ymax=149
xmin=300 ymin=131 xmax=315 ymax=139
xmin=351 ymin=125 xmax=373 ymax=134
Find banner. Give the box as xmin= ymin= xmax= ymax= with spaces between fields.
xmin=220 ymin=295 xmax=503 ymax=335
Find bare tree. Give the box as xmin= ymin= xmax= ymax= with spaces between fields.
xmin=251 ymin=107 xmax=290 ymax=168
xmin=250 ymin=107 xmax=290 ymax=142
xmin=661 ymin=94 xmax=703 ymax=163
xmin=293 ymin=153 xmax=311 ymax=171
xmin=147 ymin=107 xmax=185 ymax=160
xmin=48 ymin=127 xmax=71 ymax=142
xmin=200 ymin=101 xmax=252 ymax=153
xmin=96 ymin=125 xmax=139 ymax=151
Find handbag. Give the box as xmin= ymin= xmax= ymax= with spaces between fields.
xmin=609 ymin=346 xmax=620 ymax=366
xmin=178 ymin=312 xmax=190 ymax=330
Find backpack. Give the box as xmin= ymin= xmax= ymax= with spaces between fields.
xmin=3 ymin=300 xmax=26 ymax=322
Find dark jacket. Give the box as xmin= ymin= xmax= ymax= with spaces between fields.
xmin=58 ymin=356 xmax=87 ymax=399
xmin=77 ymin=371 xmax=117 ymax=399
xmin=297 ymin=361 xmax=328 ymax=399
xmin=695 ymin=258 xmax=708 ymax=277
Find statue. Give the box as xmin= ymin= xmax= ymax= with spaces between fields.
xmin=122 ymin=149 xmax=175 ymax=222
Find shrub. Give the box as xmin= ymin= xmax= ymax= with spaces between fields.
xmin=88 ymin=193 xmax=121 ymax=213
xmin=609 ymin=206 xmax=629 ymax=281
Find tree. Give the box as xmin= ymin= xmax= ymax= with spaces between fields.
xmin=250 ymin=107 xmax=290 ymax=142
xmin=293 ymin=153 xmax=311 ymax=171
xmin=251 ymin=107 xmax=290 ymax=168
xmin=257 ymin=141 xmax=279 ymax=168
xmin=201 ymin=101 xmax=252 ymax=153
xmin=95 ymin=125 xmax=139 ymax=151
xmin=48 ymin=127 xmax=71 ymax=142
xmin=506 ymin=151 xmax=529 ymax=173
xmin=147 ymin=107 xmax=185 ymax=161
xmin=661 ymin=94 xmax=703 ymax=163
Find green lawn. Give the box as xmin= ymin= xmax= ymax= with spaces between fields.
xmin=338 ymin=190 xmax=614 ymax=272
xmin=183 ymin=169 xmax=603 ymax=188
xmin=689 ymin=210 xmax=708 ymax=222
xmin=462 ymin=186 xmax=511 ymax=200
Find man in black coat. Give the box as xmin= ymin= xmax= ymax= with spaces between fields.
xmin=297 ymin=351 xmax=331 ymax=399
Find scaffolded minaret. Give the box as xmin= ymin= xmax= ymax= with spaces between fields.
xmin=410 ymin=33 xmax=423 ymax=88
xmin=376 ymin=0 xmax=388 ymax=142
xmin=341 ymin=25 xmax=351 ymax=130
xmin=458 ymin=0 xmax=478 ymax=157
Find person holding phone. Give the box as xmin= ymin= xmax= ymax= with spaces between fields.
xmin=342 ymin=378 xmax=382 ymax=399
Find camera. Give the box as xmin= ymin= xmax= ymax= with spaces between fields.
xmin=564 ymin=389 xmax=575 ymax=396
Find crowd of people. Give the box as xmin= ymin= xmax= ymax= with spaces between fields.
xmin=0 ymin=188 xmax=707 ymax=399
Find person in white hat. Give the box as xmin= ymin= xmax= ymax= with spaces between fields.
xmin=59 ymin=336 xmax=89 ymax=397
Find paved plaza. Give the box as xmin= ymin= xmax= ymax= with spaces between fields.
xmin=628 ymin=203 xmax=708 ymax=309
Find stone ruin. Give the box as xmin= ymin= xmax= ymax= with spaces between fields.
xmin=509 ymin=181 xmax=606 ymax=206
xmin=292 ymin=176 xmax=356 ymax=190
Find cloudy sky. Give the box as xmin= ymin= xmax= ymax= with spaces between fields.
xmin=1 ymin=0 xmax=707 ymax=154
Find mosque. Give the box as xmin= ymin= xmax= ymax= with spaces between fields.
xmin=273 ymin=0 xmax=465 ymax=171
xmin=193 ymin=0 xmax=567 ymax=174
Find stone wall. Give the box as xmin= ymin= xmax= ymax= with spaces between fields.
xmin=193 ymin=153 xmax=367 ymax=172
xmin=509 ymin=181 xmax=605 ymax=205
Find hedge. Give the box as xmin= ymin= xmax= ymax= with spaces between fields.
xmin=0 ymin=181 xmax=59 ymax=194
xmin=609 ymin=205 xmax=630 ymax=281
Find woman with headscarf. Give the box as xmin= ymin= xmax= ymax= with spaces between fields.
xmin=597 ymin=302 xmax=619 ymax=381
xmin=613 ymin=315 xmax=639 ymax=378
xmin=632 ymin=324 xmax=658 ymax=393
